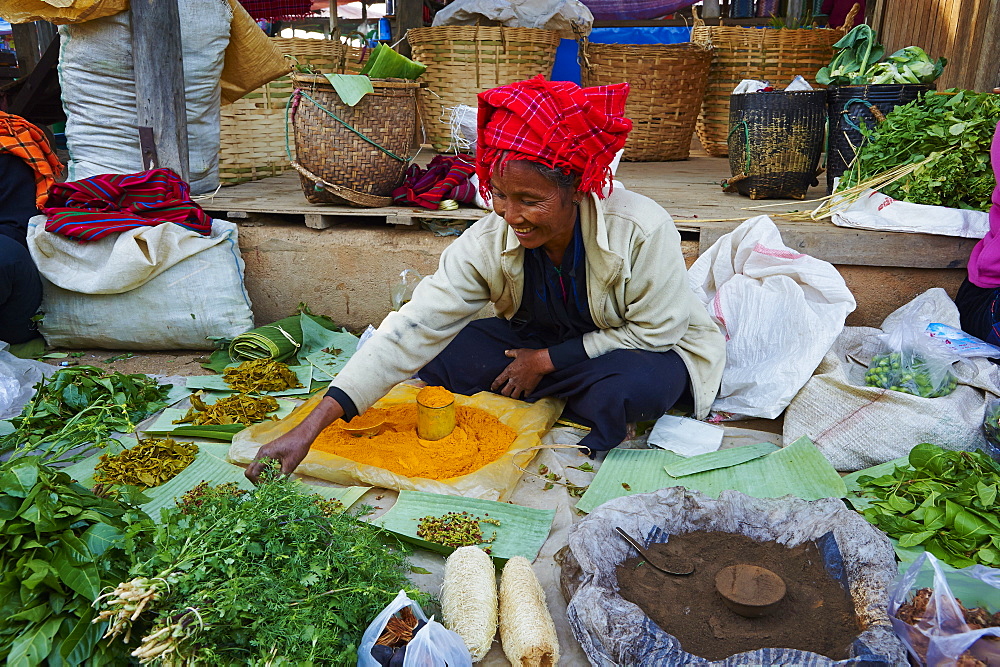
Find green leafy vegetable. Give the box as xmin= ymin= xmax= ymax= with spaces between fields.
xmin=816 ymin=25 xmax=944 ymax=86
xmin=324 ymin=73 xmax=374 ymax=106
xmin=98 ymin=470 xmax=426 ymax=665
xmin=855 ymin=443 xmax=1000 ymax=568
xmin=816 ymin=24 xmax=885 ymax=85
xmin=840 ymin=90 xmax=1000 ymax=211
xmin=0 ymin=366 xmax=171 ymax=466
xmin=0 ymin=458 xmax=151 ymax=665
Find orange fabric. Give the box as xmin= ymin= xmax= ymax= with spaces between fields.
xmin=0 ymin=112 xmax=63 ymax=208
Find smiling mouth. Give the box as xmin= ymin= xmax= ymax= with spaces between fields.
xmin=511 ymin=226 xmax=535 ymax=235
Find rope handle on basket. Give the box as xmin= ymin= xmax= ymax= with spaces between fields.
xmin=284 ymin=89 xmax=411 ymax=163
xmin=840 ymin=97 xmax=886 ymax=135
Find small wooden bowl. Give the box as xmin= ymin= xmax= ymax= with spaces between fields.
xmin=715 ymin=564 xmax=787 ymax=618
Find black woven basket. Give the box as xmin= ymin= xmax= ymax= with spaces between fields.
xmin=726 ymin=90 xmax=827 ymax=200
xmin=826 ymin=84 xmax=928 ymax=193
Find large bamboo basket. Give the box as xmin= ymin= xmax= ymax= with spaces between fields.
xmin=692 ymin=6 xmax=856 ymax=157
xmin=218 ymin=37 xmax=369 ymax=185
xmin=290 ymin=74 xmax=420 ymax=208
xmin=407 ymin=26 xmax=561 ymax=152
xmin=581 ymin=41 xmax=712 ymax=161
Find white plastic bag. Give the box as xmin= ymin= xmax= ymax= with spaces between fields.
xmin=831 ymin=189 xmax=990 ymax=239
xmin=28 ymin=218 xmax=254 ymax=349
xmin=889 ymin=552 xmax=1000 ymax=666
xmin=687 ymin=215 xmax=857 ymax=418
xmin=358 ymin=590 xmax=471 ymax=667
xmin=0 ymin=343 xmax=53 ymax=420
xmin=58 ymin=0 xmax=231 ymax=194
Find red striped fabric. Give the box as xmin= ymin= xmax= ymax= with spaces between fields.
xmin=42 ymin=169 xmax=213 ymax=242
xmin=477 ymin=76 xmax=632 ymax=201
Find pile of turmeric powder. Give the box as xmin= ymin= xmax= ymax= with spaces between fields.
xmin=417 ymin=385 xmax=454 ymax=408
xmin=311 ymin=392 xmax=516 ymax=480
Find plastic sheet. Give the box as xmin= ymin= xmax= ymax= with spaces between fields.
xmin=888 ymin=552 xmax=1000 ymax=666
xmin=0 ymin=343 xmax=52 ymax=420
xmin=229 ymin=384 xmax=563 ymax=501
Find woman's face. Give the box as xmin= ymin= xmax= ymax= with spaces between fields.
xmin=490 ymin=160 xmax=579 ymax=261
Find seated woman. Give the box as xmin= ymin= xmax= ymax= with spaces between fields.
xmin=955 ymin=119 xmax=1000 ymax=345
xmin=246 ymin=76 xmax=726 ymax=481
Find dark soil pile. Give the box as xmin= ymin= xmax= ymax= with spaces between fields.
xmin=616 ymin=531 xmax=860 ymax=661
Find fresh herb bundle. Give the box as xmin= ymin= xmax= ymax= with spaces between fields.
xmin=840 ymin=90 xmax=1000 ymax=210
xmin=0 ymin=457 xmax=150 ymax=666
xmin=856 ymin=443 xmax=1000 ymax=568
xmin=99 ymin=471 xmax=425 ymax=665
xmin=0 ymin=366 xmax=171 ymax=465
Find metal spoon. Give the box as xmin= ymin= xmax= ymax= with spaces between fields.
xmin=615 ymin=526 xmax=695 ymax=576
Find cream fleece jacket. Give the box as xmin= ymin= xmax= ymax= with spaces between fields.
xmin=329 ymin=185 xmax=726 ymax=418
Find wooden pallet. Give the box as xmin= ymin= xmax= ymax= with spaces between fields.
xmin=200 ymin=171 xmax=483 ymax=229
xmin=199 ymin=156 xmax=975 ymax=270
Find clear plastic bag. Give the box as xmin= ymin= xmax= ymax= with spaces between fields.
xmin=391 ymin=269 xmax=423 ymax=311
xmin=982 ymin=397 xmax=1000 ymax=460
xmin=357 ymin=590 xmax=471 ymax=667
xmin=0 ymin=342 xmax=52 ymax=420
xmin=888 ymin=552 xmax=1000 ymax=666
xmin=865 ymin=316 xmax=964 ymax=398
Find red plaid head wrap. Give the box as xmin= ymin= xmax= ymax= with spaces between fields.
xmin=476 ymin=75 xmax=631 ymax=201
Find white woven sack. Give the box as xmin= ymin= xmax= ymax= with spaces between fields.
xmin=58 ymin=0 xmax=232 ymax=194
xmin=783 ymin=289 xmax=1000 ymax=471
xmin=688 ymin=215 xmax=856 ymax=419
xmin=28 ymin=219 xmax=254 ymax=350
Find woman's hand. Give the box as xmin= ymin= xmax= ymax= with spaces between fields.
xmin=245 ymin=396 xmax=344 ymax=482
xmin=491 ymin=348 xmax=555 ymax=399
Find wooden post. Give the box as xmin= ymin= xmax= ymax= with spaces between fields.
xmin=975 ymin=0 xmax=1000 ymax=91
xmin=394 ymin=0 xmax=422 ymax=58
xmin=130 ymin=0 xmax=189 ymax=181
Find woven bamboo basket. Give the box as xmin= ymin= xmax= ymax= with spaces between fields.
xmin=726 ymin=90 xmax=827 ymax=199
xmin=581 ymin=41 xmax=712 ymax=161
xmin=407 ymin=26 xmax=561 ymax=152
xmin=218 ymin=37 xmax=369 ymax=186
xmin=692 ymin=6 xmax=856 ymax=157
xmin=290 ymin=74 xmax=419 ymax=207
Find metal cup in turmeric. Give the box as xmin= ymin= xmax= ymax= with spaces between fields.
xmin=416 ymin=385 xmax=456 ymax=441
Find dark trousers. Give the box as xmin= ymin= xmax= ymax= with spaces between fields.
xmin=955 ymin=278 xmax=1000 ymax=347
xmin=0 ymin=234 xmax=42 ymax=344
xmin=419 ymin=317 xmax=691 ymax=452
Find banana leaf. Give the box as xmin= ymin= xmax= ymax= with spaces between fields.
xmin=662 ymin=442 xmax=778 ymax=477
xmin=63 ymin=441 xmax=368 ymax=521
xmin=226 ymin=313 xmax=344 ymax=363
xmin=142 ymin=400 xmax=298 ymax=440
xmin=324 ymin=73 xmax=374 ymax=106
xmin=184 ymin=365 xmax=314 ymax=397
xmin=374 ymin=490 xmax=555 ymax=564
xmin=576 ymin=436 xmax=847 ymax=514
xmin=359 ymin=43 xmax=426 ymax=80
